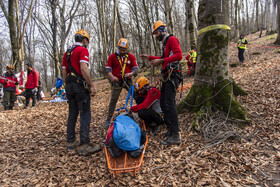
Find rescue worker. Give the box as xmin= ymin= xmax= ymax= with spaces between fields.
xmin=185 ymin=49 xmax=197 ymax=76
xmin=62 ymin=29 xmax=101 ymax=156
xmin=24 ymin=63 xmax=39 ymax=109
xmin=238 ymin=34 xmax=248 ymax=63
xmin=140 ymin=21 xmax=183 ymax=145
xmin=0 ymin=65 xmax=18 ymax=110
xmin=131 ymin=77 xmax=163 ymax=135
xmin=104 ymin=38 xmax=139 ymax=128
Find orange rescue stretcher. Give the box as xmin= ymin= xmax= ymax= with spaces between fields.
xmin=104 ymin=112 xmax=148 ymax=178
xmin=104 ymin=85 xmax=148 ymax=177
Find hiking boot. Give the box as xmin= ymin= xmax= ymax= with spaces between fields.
xmin=163 ymin=130 xmax=172 ymax=137
xmin=151 ymin=125 xmax=159 ymax=135
xmin=23 ymin=106 xmax=28 ymax=109
xmin=67 ymin=139 xmax=79 ymax=151
xmin=78 ymin=143 xmax=101 ymax=156
xmin=161 ymin=132 xmax=181 ymax=145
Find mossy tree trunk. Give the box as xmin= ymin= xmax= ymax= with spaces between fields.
xmin=178 ymin=0 xmax=249 ymax=123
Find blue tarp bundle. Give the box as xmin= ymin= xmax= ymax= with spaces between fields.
xmin=113 ymin=114 xmax=141 ymax=151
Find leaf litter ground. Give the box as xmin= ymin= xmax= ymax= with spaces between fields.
xmin=0 ymin=31 xmax=279 ymax=186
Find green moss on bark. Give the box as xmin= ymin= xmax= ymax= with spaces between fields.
xmin=232 ymin=80 xmax=248 ymax=96
xmin=178 ymin=79 xmax=250 ymax=126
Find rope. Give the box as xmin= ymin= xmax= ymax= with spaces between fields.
xmin=151 ymin=78 xmax=279 ymax=182
xmin=182 ymin=79 xmax=232 ymax=107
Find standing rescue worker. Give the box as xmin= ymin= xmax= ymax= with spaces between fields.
xmin=0 ymin=65 xmax=18 ymax=110
xmin=24 ymin=63 xmax=39 ymax=109
xmin=140 ymin=21 xmax=183 ymax=145
xmin=185 ymin=49 xmax=197 ymax=76
xmin=62 ymin=29 xmax=101 ymax=156
xmin=104 ymin=38 xmax=139 ymax=128
xmin=131 ymin=77 xmax=163 ymax=135
xmin=238 ymin=34 xmax=248 ymax=63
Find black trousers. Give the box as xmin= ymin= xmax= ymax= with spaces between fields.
xmin=66 ymin=83 xmax=91 ymax=145
xmin=160 ymin=78 xmax=180 ymax=134
xmin=238 ymin=48 xmax=245 ymax=63
xmin=138 ymin=109 xmax=162 ymax=127
xmin=25 ymin=89 xmax=36 ymax=107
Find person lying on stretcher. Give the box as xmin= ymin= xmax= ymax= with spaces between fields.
xmin=130 ymin=77 xmax=164 ymax=135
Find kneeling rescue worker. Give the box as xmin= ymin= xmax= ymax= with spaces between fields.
xmin=140 ymin=21 xmax=183 ymax=145
xmin=131 ymin=77 xmax=163 ymax=135
xmin=62 ymin=29 xmax=101 ymax=155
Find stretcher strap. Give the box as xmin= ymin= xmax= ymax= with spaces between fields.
xmin=117 ymin=85 xmax=134 ymax=111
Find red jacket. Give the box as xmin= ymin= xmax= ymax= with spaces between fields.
xmin=131 ymin=87 xmax=161 ymax=112
xmin=62 ymin=43 xmax=90 ymax=76
xmin=106 ymin=53 xmax=138 ymax=80
xmin=149 ymin=35 xmax=182 ymax=70
xmin=0 ymin=72 xmax=18 ymax=91
xmin=25 ymin=69 xmax=39 ymax=89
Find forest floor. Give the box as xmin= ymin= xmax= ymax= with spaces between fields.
xmin=0 ymin=31 xmax=279 ymax=186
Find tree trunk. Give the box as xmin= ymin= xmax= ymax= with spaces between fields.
xmin=164 ymin=0 xmax=174 ymax=34
xmin=113 ymin=0 xmax=117 ymax=53
xmin=246 ymin=0 xmax=250 ymax=34
xmin=256 ymin=0 xmax=259 ymax=32
xmin=178 ymin=0 xmax=249 ymax=124
xmin=271 ymin=0 xmax=277 ymax=32
xmin=251 ymin=1 xmax=255 ymax=32
xmin=0 ymin=0 xmax=19 ymax=70
xmin=184 ymin=0 xmax=191 ymax=52
xmin=50 ymin=0 xmax=60 ymax=78
xmin=117 ymin=5 xmax=124 ymax=38
xmin=101 ymin=0 xmax=108 ymax=71
xmin=96 ymin=0 xmax=108 ymax=74
xmin=185 ymin=0 xmax=196 ymax=51
xmin=276 ymin=0 xmax=280 ymax=44
xmin=235 ymin=0 xmax=239 ymax=40
xmin=142 ymin=0 xmax=159 ymax=56
xmin=130 ymin=0 xmax=144 ymax=67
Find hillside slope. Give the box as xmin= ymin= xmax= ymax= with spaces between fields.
xmin=0 ymin=31 xmax=279 ymax=186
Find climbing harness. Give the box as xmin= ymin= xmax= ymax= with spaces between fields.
xmin=115 ymin=52 xmax=129 ymax=78
xmin=66 ymin=45 xmax=89 ymax=90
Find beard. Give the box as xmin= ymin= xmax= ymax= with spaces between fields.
xmin=156 ymin=32 xmax=164 ymax=41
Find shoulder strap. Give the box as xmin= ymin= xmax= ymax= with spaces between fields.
xmin=161 ymin=34 xmax=173 ymax=59
xmin=115 ymin=52 xmax=129 ymax=78
xmin=67 ymin=45 xmax=83 ymax=79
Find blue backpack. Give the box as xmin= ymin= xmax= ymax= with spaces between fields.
xmin=113 ymin=114 xmax=141 ymax=151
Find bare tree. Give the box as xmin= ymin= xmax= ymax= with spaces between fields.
xmin=164 ymin=0 xmax=174 ymax=34
xmin=113 ymin=0 xmax=117 ymax=53
xmin=0 ymin=0 xmax=35 ymax=71
xmin=96 ymin=0 xmax=108 ymax=74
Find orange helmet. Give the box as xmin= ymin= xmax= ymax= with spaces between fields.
xmin=118 ymin=38 xmax=128 ymax=49
xmin=135 ymin=77 xmax=149 ymax=90
xmin=75 ymin=29 xmax=90 ymax=42
xmin=6 ymin=65 xmax=15 ymax=70
xmin=152 ymin=20 xmax=166 ymax=34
